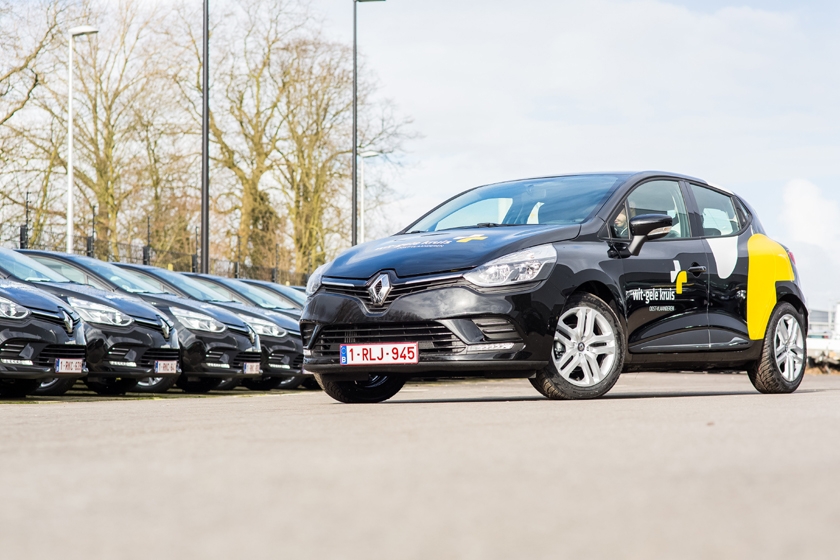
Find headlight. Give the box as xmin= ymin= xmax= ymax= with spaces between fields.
xmin=464 ymin=244 xmax=557 ymax=288
xmin=238 ymin=314 xmax=287 ymax=338
xmin=0 ymin=297 xmax=29 ymax=320
xmin=306 ymin=264 xmax=326 ymax=296
xmin=169 ymin=307 xmax=225 ymax=333
xmin=68 ymin=297 xmax=133 ymax=326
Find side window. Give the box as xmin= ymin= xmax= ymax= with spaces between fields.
xmin=624 ymin=180 xmax=690 ymax=239
xmin=689 ymin=185 xmax=741 ymax=237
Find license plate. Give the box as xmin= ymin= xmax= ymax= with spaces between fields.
xmin=55 ymin=358 xmax=83 ymax=374
xmin=243 ymin=362 xmax=261 ymax=375
xmin=154 ymin=360 xmax=178 ymax=374
xmin=340 ymin=342 xmax=419 ymax=366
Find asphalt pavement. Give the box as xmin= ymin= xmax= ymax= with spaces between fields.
xmin=2 ymin=372 xmax=840 ymax=560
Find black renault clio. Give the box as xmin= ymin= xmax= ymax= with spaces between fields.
xmin=302 ymin=172 xmax=807 ymax=403
xmin=20 ymin=251 xmax=262 ymax=393
xmin=0 ymin=248 xmax=179 ymax=395
xmin=0 ymin=280 xmax=86 ymax=397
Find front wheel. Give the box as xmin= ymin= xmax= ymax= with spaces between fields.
xmin=530 ymin=293 xmax=625 ymax=400
xmin=0 ymin=379 xmax=42 ymax=398
xmin=34 ymin=377 xmax=77 ymax=396
xmin=84 ymin=378 xmax=139 ymax=396
xmin=134 ymin=376 xmax=177 ymax=394
xmin=242 ymin=376 xmax=285 ymax=391
xmin=748 ymin=302 xmax=806 ymax=394
xmin=315 ymin=374 xmax=405 ymax=403
xmin=176 ymin=376 xmax=222 ymax=394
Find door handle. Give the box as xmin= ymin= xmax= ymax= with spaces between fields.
xmin=688 ymin=265 xmax=707 ymax=276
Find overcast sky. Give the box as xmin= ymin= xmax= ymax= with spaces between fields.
xmin=315 ymin=0 xmax=840 ymax=309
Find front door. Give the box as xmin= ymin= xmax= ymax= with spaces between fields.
xmin=610 ymin=179 xmax=710 ymax=352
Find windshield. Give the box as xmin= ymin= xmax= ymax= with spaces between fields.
xmin=215 ymin=278 xmax=297 ymax=310
xmin=254 ymin=282 xmax=306 ymax=308
xmin=406 ymin=174 xmax=627 ymax=233
xmin=0 ymin=248 xmax=72 ymax=283
xmin=135 ymin=267 xmax=237 ymax=303
xmin=71 ymin=257 xmax=166 ymax=294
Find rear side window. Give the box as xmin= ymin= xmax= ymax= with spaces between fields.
xmin=689 ymin=185 xmax=741 ymax=237
xmin=622 ymin=180 xmax=690 ymax=238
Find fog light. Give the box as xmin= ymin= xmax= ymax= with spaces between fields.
xmin=465 ymin=342 xmax=516 ymax=353
xmin=1 ymin=359 xmax=34 ymax=366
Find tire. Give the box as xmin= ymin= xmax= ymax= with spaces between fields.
xmin=34 ymin=377 xmax=77 ymax=396
xmin=301 ymin=377 xmax=321 ymax=390
xmin=134 ymin=376 xmax=178 ymax=394
xmin=531 ymin=292 xmax=625 ymax=400
xmin=315 ymin=373 xmax=405 ymax=404
xmin=84 ymin=377 xmax=139 ymax=396
xmin=747 ymin=302 xmax=806 ymax=394
xmin=215 ymin=378 xmax=241 ymax=391
xmin=176 ymin=376 xmax=222 ymax=394
xmin=242 ymin=376 xmax=285 ymax=391
xmin=277 ymin=375 xmax=305 ymax=390
xmin=0 ymin=379 xmax=42 ymax=398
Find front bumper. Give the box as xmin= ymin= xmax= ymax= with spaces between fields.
xmin=0 ymin=316 xmax=87 ymax=381
xmin=301 ymin=280 xmax=558 ymax=379
xmin=85 ymin=322 xmax=181 ymax=379
xmin=179 ymin=326 xmax=262 ymax=378
xmin=261 ymin=334 xmax=305 ymax=378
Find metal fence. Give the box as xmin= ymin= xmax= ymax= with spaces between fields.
xmin=2 ymin=223 xmax=308 ymax=286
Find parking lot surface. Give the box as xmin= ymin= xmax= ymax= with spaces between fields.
xmin=2 ymin=372 xmax=840 ymax=559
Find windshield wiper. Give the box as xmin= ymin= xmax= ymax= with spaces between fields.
xmin=24 ymin=277 xmax=53 ymax=282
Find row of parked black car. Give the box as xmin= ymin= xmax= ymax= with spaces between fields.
xmin=0 ymin=247 xmax=311 ymax=398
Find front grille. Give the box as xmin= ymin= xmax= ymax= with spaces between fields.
xmin=309 ymin=322 xmax=466 ymax=359
xmin=474 ymin=317 xmax=521 ymax=341
xmin=232 ymin=352 xmax=261 ymax=367
xmin=322 ymin=276 xmax=462 ymax=309
xmin=36 ymin=344 xmax=86 ymax=367
xmin=139 ymin=348 xmax=180 ymax=368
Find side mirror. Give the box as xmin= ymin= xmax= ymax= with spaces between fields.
xmin=627 ymin=214 xmax=673 ymax=256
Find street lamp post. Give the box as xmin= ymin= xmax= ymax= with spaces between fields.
xmin=352 ymin=0 xmax=385 ymax=246
xmin=66 ymin=25 xmax=98 ymax=254
xmin=358 ymin=151 xmax=381 ymax=243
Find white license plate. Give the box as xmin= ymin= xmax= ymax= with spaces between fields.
xmin=154 ymin=360 xmax=178 ymax=374
xmin=243 ymin=362 xmax=261 ymax=375
xmin=340 ymin=342 xmax=419 ymax=366
xmin=55 ymin=358 xmax=83 ymax=374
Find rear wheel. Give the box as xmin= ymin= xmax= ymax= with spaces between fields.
xmin=0 ymin=379 xmax=42 ymax=398
xmin=531 ymin=293 xmax=625 ymax=400
xmin=176 ymin=376 xmax=222 ymax=394
xmin=84 ymin=378 xmax=139 ymax=396
xmin=34 ymin=377 xmax=77 ymax=396
xmin=134 ymin=376 xmax=177 ymax=394
xmin=748 ymin=302 xmax=805 ymax=394
xmin=242 ymin=376 xmax=285 ymax=391
xmin=315 ymin=374 xmax=405 ymax=404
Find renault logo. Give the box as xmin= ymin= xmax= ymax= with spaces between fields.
xmin=61 ymin=310 xmax=74 ymax=334
xmin=368 ymin=273 xmax=392 ymax=306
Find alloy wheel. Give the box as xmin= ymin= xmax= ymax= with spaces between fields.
xmin=774 ymin=313 xmax=804 ymax=382
xmin=553 ymin=306 xmax=617 ymax=387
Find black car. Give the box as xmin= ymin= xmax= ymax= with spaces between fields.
xmin=0 ymin=248 xmax=179 ymax=395
xmin=302 ymin=172 xmax=807 ymax=403
xmin=0 ymin=279 xmax=87 ymax=397
xmin=113 ymin=264 xmax=306 ymax=391
xmin=240 ymin=279 xmax=306 ymax=311
xmin=184 ymin=274 xmax=301 ymax=319
xmin=20 ymin=251 xmax=262 ymax=394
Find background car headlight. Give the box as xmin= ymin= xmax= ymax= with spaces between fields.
xmin=169 ymin=307 xmax=225 ymax=333
xmin=306 ymin=264 xmax=326 ymax=296
xmin=0 ymin=297 xmax=30 ymax=320
xmin=68 ymin=297 xmax=133 ymax=326
xmin=238 ymin=314 xmax=287 ymax=338
xmin=464 ymin=244 xmax=557 ymax=288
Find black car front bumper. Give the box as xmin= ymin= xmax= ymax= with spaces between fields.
xmin=301 ymin=281 xmax=558 ymax=380
xmin=179 ymin=325 xmax=262 ymax=379
xmin=84 ymin=321 xmax=181 ymax=379
xmin=0 ymin=315 xmax=87 ymax=381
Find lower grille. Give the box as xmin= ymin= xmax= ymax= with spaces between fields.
xmin=36 ymin=344 xmax=86 ymax=367
xmin=474 ymin=317 xmax=521 ymax=341
xmin=232 ymin=352 xmax=261 ymax=367
xmin=310 ymin=322 xmax=466 ymax=359
xmin=291 ymin=353 xmax=304 ymax=371
xmin=139 ymin=348 xmax=180 ymax=368
xmin=0 ymin=341 xmax=27 ymax=360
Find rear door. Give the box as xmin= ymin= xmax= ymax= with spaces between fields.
xmin=610 ymin=179 xmax=711 ymax=352
xmin=685 ymin=183 xmax=751 ymax=350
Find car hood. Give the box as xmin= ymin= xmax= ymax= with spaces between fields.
xmin=0 ymin=280 xmax=72 ymax=315
xmin=24 ymin=281 xmax=162 ymax=321
xmin=325 ymin=225 xmax=581 ymax=279
xmin=209 ymin=301 xmax=300 ymax=332
xmin=140 ymin=293 xmax=249 ymax=328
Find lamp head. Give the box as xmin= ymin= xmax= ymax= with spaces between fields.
xmin=69 ymin=26 xmax=98 ymax=37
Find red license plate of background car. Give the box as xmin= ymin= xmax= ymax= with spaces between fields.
xmin=154 ymin=360 xmax=178 ymax=374
xmin=340 ymin=343 xmax=419 ymax=366
xmin=243 ymin=362 xmax=261 ymax=374
xmin=55 ymin=358 xmax=83 ymax=374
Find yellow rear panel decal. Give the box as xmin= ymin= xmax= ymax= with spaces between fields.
xmin=747 ymin=234 xmax=794 ymax=340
